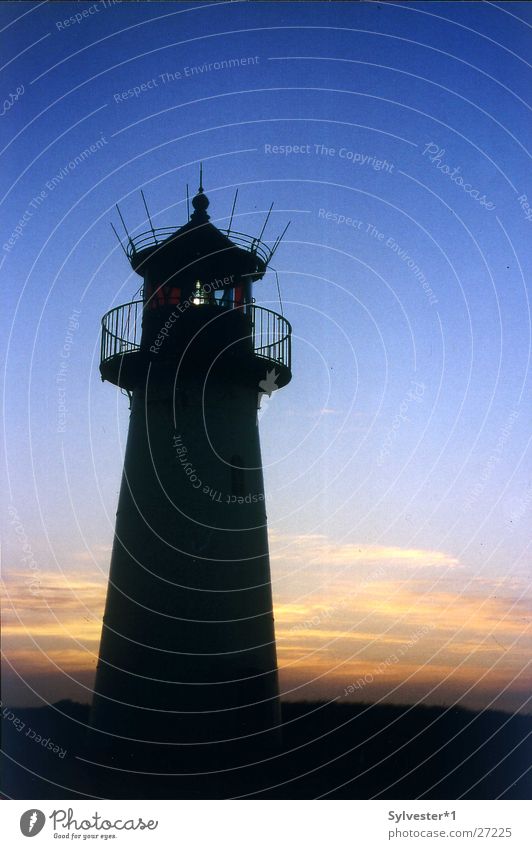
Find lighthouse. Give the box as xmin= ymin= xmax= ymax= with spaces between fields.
xmin=89 ymin=178 xmax=291 ymax=768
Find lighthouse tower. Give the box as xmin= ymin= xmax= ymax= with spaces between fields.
xmin=89 ymin=179 xmax=291 ymax=767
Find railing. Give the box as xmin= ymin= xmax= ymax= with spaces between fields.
xmin=126 ymin=227 xmax=272 ymax=266
xmin=100 ymin=300 xmax=143 ymax=367
xmin=100 ymin=300 xmax=291 ymax=373
xmin=250 ymin=304 xmax=292 ymax=372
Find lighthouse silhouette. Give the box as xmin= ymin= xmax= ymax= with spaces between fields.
xmin=89 ymin=175 xmax=291 ymax=769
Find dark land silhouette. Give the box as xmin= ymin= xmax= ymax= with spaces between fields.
xmin=2 ymin=700 xmax=530 ymax=799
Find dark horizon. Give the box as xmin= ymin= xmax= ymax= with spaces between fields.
xmin=2 ymin=697 xmax=530 ymax=799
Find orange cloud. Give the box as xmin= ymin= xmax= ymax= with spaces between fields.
xmin=2 ymin=534 xmax=531 ymax=714
xmin=269 ymin=532 xmax=460 ymax=570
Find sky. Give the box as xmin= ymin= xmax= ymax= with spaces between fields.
xmin=2 ymin=1 xmax=532 ymax=716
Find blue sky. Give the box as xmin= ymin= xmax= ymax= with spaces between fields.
xmin=2 ymin=1 xmax=531 ymax=713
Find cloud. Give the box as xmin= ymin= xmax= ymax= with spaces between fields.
xmin=269 ymin=531 xmax=460 ymax=572
xmin=268 ymin=534 xmax=531 ymax=711
xmin=2 ymin=569 xmax=106 ymax=673
xmin=72 ymin=544 xmax=112 ymax=564
xmin=2 ymin=569 xmax=106 ymax=616
xmin=2 ymin=535 xmax=530 ymax=715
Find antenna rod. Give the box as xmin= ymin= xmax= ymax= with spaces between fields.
xmin=140 ymin=189 xmax=155 ymax=236
xmin=115 ymin=203 xmax=131 ymax=240
xmin=228 ymin=188 xmax=238 ymax=232
xmin=274 ymin=268 xmax=284 ymax=317
xmin=257 ymin=202 xmax=274 ymax=243
xmin=269 ymin=220 xmax=291 ymax=261
xmin=186 ymin=184 xmax=190 ymax=219
xmin=199 ymin=162 xmax=203 ymax=193
xmin=110 ymin=222 xmax=129 ymax=258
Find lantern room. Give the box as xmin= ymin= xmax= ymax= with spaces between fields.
xmin=100 ymin=177 xmax=292 ymax=391
xmin=125 ymin=178 xmax=283 ymax=314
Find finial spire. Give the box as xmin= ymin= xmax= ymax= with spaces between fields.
xmin=191 ymin=164 xmax=210 ymax=222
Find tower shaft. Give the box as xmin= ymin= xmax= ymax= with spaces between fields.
xmin=91 ymin=369 xmax=281 ymax=756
